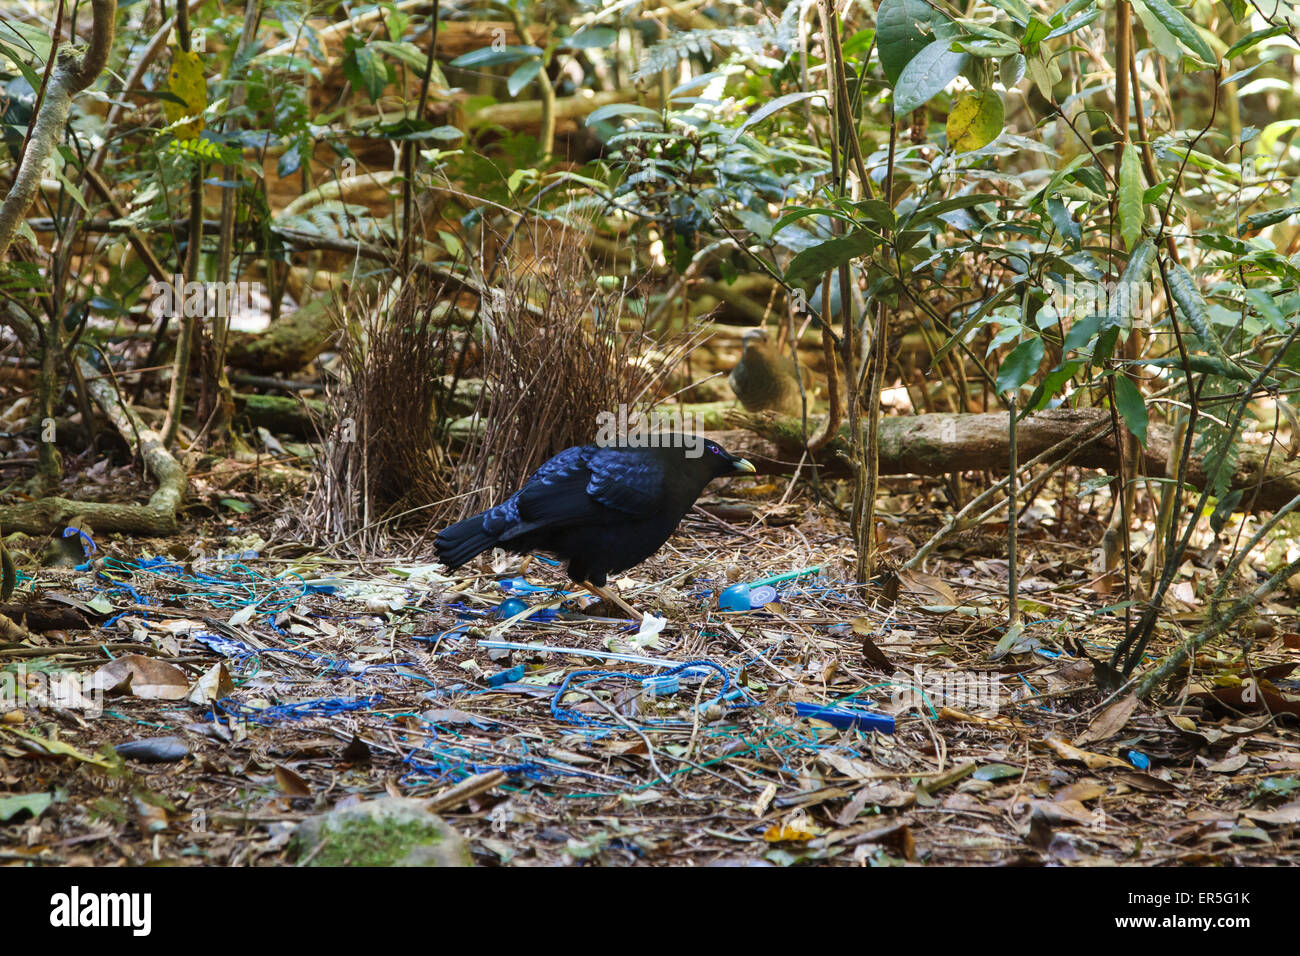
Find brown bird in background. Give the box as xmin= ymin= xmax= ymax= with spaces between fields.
xmin=728 ymin=329 xmax=814 ymax=417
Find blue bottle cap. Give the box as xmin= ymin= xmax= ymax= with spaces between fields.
xmin=717 ymin=584 xmax=751 ymax=611
xmin=748 ymin=585 xmax=778 ymax=608
xmin=496 ymin=597 xmax=529 ymax=618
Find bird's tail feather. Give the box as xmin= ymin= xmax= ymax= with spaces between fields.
xmin=434 ymin=516 xmax=497 ymax=569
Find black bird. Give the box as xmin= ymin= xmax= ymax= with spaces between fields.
xmin=435 ymin=437 xmax=756 ymax=611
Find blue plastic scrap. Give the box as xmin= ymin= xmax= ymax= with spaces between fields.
xmin=794 ymin=702 xmax=895 ymax=734
xmin=487 ymin=664 xmax=526 ymax=687
xmin=498 ymin=576 xmax=558 ymax=595
xmin=641 ymin=675 xmax=679 ymax=697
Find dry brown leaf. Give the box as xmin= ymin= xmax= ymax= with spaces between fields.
xmin=1114 ymin=771 xmax=1178 ymax=793
xmin=898 ymin=569 xmax=957 ymax=605
xmin=1042 ymin=736 xmax=1129 ymax=769
xmin=188 ymin=662 xmax=233 ymax=705
xmin=818 ymin=752 xmax=879 ymax=782
xmin=1244 ymin=802 xmax=1300 ymax=826
xmin=938 ymin=706 xmax=1024 ymax=729
xmin=1027 ymin=798 xmax=1101 ymax=827
xmin=89 ymin=654 xmax=189 ymax=700
xmin=1205 ymin=753 xmax=1249 ymax=773
xmin=1055 ymin=780 xmax=1107 ymax=803
xmin=274 ymin=764 xmax=311 ymax=797
xmin=1073 ymin=693 xmax=1138 ymax=747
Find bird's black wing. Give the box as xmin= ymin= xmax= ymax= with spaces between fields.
xmin=495 ymin=445 xmax=665 ymax=541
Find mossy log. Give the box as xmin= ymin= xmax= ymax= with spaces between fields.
xmin=235 ymin=393 xmax=329 ymax=437
xmin=226 ymin=300 xmax=333 ymax=374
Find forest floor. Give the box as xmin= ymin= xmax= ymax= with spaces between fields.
xmin=3 ymin=470 xmax=1300 ymax=866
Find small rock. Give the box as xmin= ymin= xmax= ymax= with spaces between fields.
xmin=115 ymin=736 xmax=189 ymax=763
xmin=292 ymin=797 xmax=471 ymax=867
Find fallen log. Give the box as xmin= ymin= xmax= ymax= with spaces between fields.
xmin=235 ymin=393 xmax=327 ymax=437
xmin=714 ymin=407 xmax=1300 ymax=512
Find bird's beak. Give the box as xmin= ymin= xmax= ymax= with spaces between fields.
xmin=732 ymin=457 xmax=757 ymax=474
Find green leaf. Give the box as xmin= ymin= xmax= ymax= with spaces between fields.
xmin=507 ymin=59 xmax=542 ymax=97
xmin=0 ymin=19 xmax=52 ymax=63
xmin=1166 ymin=263 xmax=1214 ymax=342
xmin=1040 ymin=153 xmax=1090 ymax=206
xmin=1046 ymin=8 xmax=1101 ymax=40
xmin=784 ymin=231 xmax=882 ymax=283
xmin=771 ymin=206 xmax=856 ymax=234
xmin=449 ymin=45 xmax=542 ymax=68
xmin=370 ymin=40 xmax=433 ymax=72
xmin=1209 ymin=489 xmax=1244 ymax=534
xmin=946 ymin=90 xmax=1003 ymax=152
xmin=934 ymin=282 xmax=1021 ymax=363
xmin=0 ymin=792 xmax=52 ymax=822
xmin=0 ymin=39 xmax=43 ymax=89
xmin=1226 ymin=25 xmax=1288 ymax=60
xmin=1046 ymin=196 xmax=1081 ymax=249
xmin=1061 ymin=310 xmax=1102 ymax=355
xmin=1241 ymin=204 xmax=1300 ymax=234
xmin=732 ymin=90 xmax=827 ymax=142
xmin=1243 ymin=288 xmax=1285 ymax=330
xmin=851 ymin=199 xmax=896 ymax=230
xmin=1113 ymin=374 xmax=1148 ymax=445
xmin=1104 ymin=240 xmax=1155 ymax=331
xmin=1118 ymin=142 xmax=1144 ymax=250
xmin=1022 ymin=18 xmax=1051 ymax=54
xmin=1131 ymin=0 xmax=1184 ymax=63
xmin=563 ymin=28 xmax=619 ymax=50
xmin=985 ymin=0 xmax=1034 ymax=25
xmin=894 ymin=39 xmax=969 ymax=114
xmin=1141 ymin=0 xmax=1217 ymax=64
xmin=1000 ymin=53 xmax=1026 ymax=86
xmin=904 ymin=193 xmax=1000 ymax=229
xmin=437 ymin=229 xmax=462 ymax=258
xmin=996 ymin=336 xmax=1045 ymax=393
xmin=343 ymin=38 xmax=391 ymax=102
xmin=52 ymin=163 xmax=90 ymax=213
xmin=586 ymin=102 xmax=660 ymax=125
xmin=1028 ymin=360 xmax=1082 ymax=411
xmin=973 ymin=763 xmax=1023 ymax=781
xmin=877 ymin=0 xmax=942 ymax=85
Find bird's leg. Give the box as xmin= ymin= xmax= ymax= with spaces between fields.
xmin=580 ymin=580 xmax=644 ymax=623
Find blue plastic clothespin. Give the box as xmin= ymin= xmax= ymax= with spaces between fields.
xmin=795 ymin=701 xmax=895 ymax=734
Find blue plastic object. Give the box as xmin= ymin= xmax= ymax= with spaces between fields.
xmin=496 ymin=597 xmax=529 ymax=618
xmin=498 ymin=576 xmax=555 ymax=595
xmin=641 ymin=675 xmax=679 ymax=697
xmin=718 ymin=567 xmax=820 ymax=611
xmin=1127 ymin=750 xmax=1151 ymax=770
xmin=487 ymin=664 xmax=526 ymax=686
xmin=794 ymin=701 xmax=895 ymax=734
